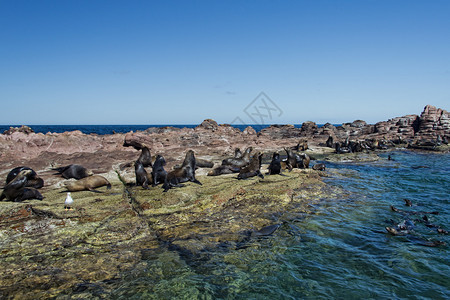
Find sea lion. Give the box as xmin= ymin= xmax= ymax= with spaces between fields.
xmin=16 ymin=187 xmax=43 ymax=202
xmin=195 ymin=158 xmax=214 ymax=168
xmin=292 ymin=140 xmax=308 ymax=151
xmin=222 ymin=147 xmax=253 ymax=168
xmin=1 ymin=169 xmax=43 ymax=201
xmin=52 ymin=164 xmax=93 ymax=180
xmin=207 ymin=165 xmax=240 ymax=176
xmin=162 ymin=150 xmax=202 ymax=192
xmin=326 ymin=136 xmax=334 ymax=148
xmin=65 ymin=175 xmax=111 ymax=192
xmin=123 ymin=140 xmax=145 ymax=150
xmin=284 ymin=148 xmax=298 ymax=171
xmin=251 ymin=223 xmax=282 ymax=237
xmin=134 ymin=161 xmax=150 ymax=189
xmin=137 ymin=146 xmax=152 ymax=167
xmin=385 ymin=219 xmax=415 ymax=236
xmin=174 ymin=158 xmax=214 ymax=169
xmin=297 ymin=153 xmax=310 ymax=169
xmin=238 ymin=152 xmax=264 ymax=180
xmin=151 ymin=155 xmax=167 ymax=186
xmin=404 ymin=199 xmax=412 ymax=207
xmin=6 ymin=166 xmax=44 ymax=189
xmin=266 ymin=152 xmax=282 ymax=175
xmin=390 ymin=205 xmax=439 ymax=215
xmin=312 ymin=163 xmax=326 ymax=171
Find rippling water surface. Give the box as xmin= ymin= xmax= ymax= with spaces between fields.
xmin=107 ymin=151 xmax=449 ymax=299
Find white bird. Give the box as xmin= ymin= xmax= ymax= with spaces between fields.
xmin=64 ymin=192 xmax=73 ymax=210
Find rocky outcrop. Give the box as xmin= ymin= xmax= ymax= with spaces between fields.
xmin=2 ymin=125 xmax=35 ymax=135
xmin=257 ymin=124 xmax=301 ymax=139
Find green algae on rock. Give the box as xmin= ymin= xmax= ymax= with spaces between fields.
xmin=0 ymin=168 xmax=339 ymax=299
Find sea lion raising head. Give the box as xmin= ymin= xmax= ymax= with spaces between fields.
xmin=6 ymin=166 xmax=44 ymax=189
xmin=238 ymin=152 xmax=264 ymax=180
xmin=222 ymin=147 xmax=253 ymax=168
xmin=137 ymin=146 xmax=152 ymax=168
xmin=162 ymin=150 xmax=202 ymax=192
xmin=266 ymin=152 xmax=282 ymax=175
xmin=151 ymin=155 xmax=167 ymax=186
xmin=1 ymin=170 xmax=43 ymax=201
xmin=134 ymin=161 xmax=150 ymax=189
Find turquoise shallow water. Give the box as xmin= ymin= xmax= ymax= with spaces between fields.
xmin=107 ymin=151 xmax=449 ymax=299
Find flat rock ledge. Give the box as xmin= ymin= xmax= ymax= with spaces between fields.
xmin=0 ymin=168 xmax=338 ymax=299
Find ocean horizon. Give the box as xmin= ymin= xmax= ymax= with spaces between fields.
xmin=0 ymin=124 xmax=335 ymax=135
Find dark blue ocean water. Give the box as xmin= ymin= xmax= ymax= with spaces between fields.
xmin=0 ymin=124 xmax=305 ymax=134
xmin=109 ymin=151 xmax=449 ymax=299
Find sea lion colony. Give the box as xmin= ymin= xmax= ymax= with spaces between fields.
xmin=0 ymin=138 xmax=446 ymax=247
xmin=0 ymin=140 xmax=318 ymax=201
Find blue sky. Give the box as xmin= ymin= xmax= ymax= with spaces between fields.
xmin=1 ymin=0 xmax=449 ymax=125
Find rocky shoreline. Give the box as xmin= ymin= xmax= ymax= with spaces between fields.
xmin=0 ymin=105 xmax=448 ymax=298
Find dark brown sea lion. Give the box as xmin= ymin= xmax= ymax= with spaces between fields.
xmin=174 ymin=158 xmax=214 ymax=169
xmin=297 ymin=153 xmax=310 ymax=169
xmin=222 ymin=147 xmax=253 ymax=168
xmin=123 ymin=140 xmax=145 ymax=150
xmin=284 ymin=148 xmax=298 ymax=171
xmin=312 ymin=163 xmax=326 ymax=171
xmin=65 ymin=175 xmax=111 ymax=192
xmin=266 ymin=152 xmax=282 ymax=175
xmin=6 ymin=166 xmax=44 ymax=189
xmin=52 ymin=164 xmax=93 ymax=180
xmin=162 ymin=150 xmax=202 ymax=192
xmin=137 ymin=146 xmax=152 ymax=167
xmin=151 ymin=155 xmax=167 ymax=186
xmin=292 ymin=140 xmax=308 ymax=151
xmin=238 ymin=152 xmax=264 ymax=180
xmin=1 ymin=170 xmax=43 ymax=201
xmin=15 ymin=187 xmax=43 ymax=202
xmin=134 ymin=161 xmax=150 ymax=189
xmin=385 ymin=219 xmax=415 ymax=236
xmin=326 ymin=136 xmax=334 ymax=148
xmin=195 ymin=158 xmax=214 ymax=168
xmin=207 ymin=165 xmax=240 ymax=176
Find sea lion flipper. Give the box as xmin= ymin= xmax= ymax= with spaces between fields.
xmin=192 ymin=179 xmax=202 ymax=185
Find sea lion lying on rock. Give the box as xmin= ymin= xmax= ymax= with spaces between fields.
xmin=208 ymin=147 xmax=251 ymax=176
xmin=52 ymin=164 xmax=93 ymax=180
xmin=6 ymin=166 xmax=44 ymax=189
xmin=1 ymin=169 xmax=43 ymax=201
xmin=207 ymin=165 xmax=240 ymax=176
xmin=162 ymin=150 xmax=202 ymax=192
xmin=238 ymin=152 xmax=264 ymax=180
xmin=65 ymin=175 xmax=111 ymax=192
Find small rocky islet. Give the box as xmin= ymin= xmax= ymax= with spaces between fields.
xmin=0 ymin=105 xmax=448 ymax=298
